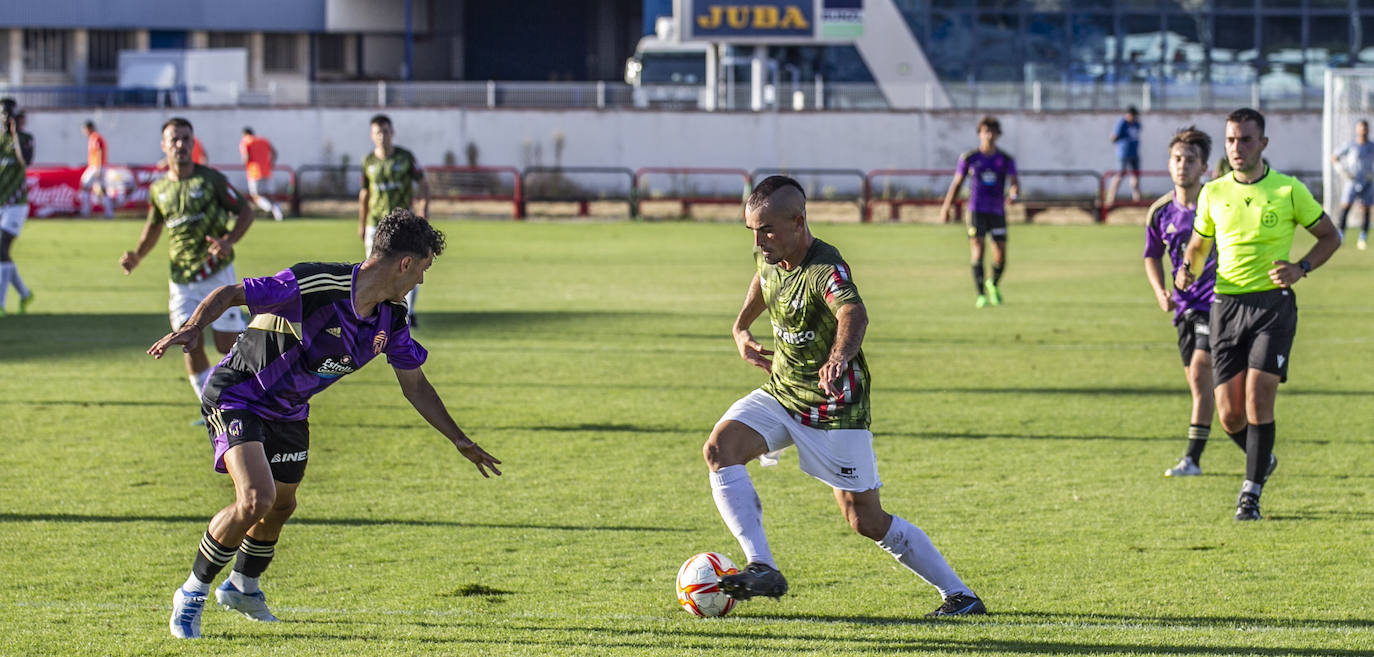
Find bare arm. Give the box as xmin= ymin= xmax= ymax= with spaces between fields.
xmin=415 ymin=176 xmax=430 ymax=219
xmin=818 ymin=302 xmax=867 ymax=397
xmin=11 ymin=127 xmax=29 ymax=168
xmin=207 ymin=199 xmax=255 ymax=260
xmin=732 ymin=273 xmax=773 ymax=372
xmin=1008 ymin=174 xmax=1021 ymax=203
xmin=394 ymin=366 xmax=502 ymax=478
xmin=147 ymin=283 xmax=245 ymax=358
xmin=939 ymin=171 xmax=966 ymax=223
xmin=119 ymin=209 xmax=165 ymax=273
xmin=358 ymin=188 xmax=370 ymax=241
xmin=1271 ymin=214 xmax=1342 ymax=287
xmin=1144 ymin=257 xmax=1175 ymax=312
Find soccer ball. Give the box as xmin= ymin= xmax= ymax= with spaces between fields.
xmin=675 ymin=552 xmax=739 ymax=617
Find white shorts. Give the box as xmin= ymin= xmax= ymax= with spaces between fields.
xmin=364 ymin=224 xmax=376 ymax=257
xmin=0 ymin=204 xmax=28 ymax=236
xmin=81 ymin=166 xmax=105 ymax=190
xmin=169 ymin=265 xmax=247 ymax=334
xmin=717 ymin=389 xmax=881 ymax=492
xmin=247 ymin=177 xmax=275 ymax=197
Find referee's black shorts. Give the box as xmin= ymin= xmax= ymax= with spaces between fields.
xmin=1210 ymin=288 xmax=1298 ymax=385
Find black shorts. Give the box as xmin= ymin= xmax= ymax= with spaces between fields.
xmin=203 ymin=405 xmax=311 ymax=484
xmin=1210 ymin=289 xmax=1298 ymax=385
xmin=968 ymin=211 xmax=1008 ymax=241
xmin=1175 ymin=309 xmax=1212 ymax=367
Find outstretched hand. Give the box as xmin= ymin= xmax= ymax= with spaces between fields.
xmin=818 ymin=356 xmax=848 ymax=398
xmin=735 ymin=331 xmax=773 ymax=372
xmin=148 ymin=323 xmax=203 ymax=359
xmin=454 ymin=438 xmax=502 ymax=478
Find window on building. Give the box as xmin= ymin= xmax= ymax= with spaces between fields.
xmin=0 ymin=31 xmax=8 ymax=74
xmin=317 ymin=34 xmax=346 ymax=73
xmin=1164 ymin=13 xmax=1207 ymax=82
xmin=264 ymin=33 xmax=299 ymax=72
xmin=88 ymin=30 xmax=133 ymax=80
xmin=208 ymin=32 xmax=248 ymax=49
xmin=24 ymin=29 xmax=69 ymax=73
xmin=1210 ymin=14 xmax=1256 ymax=84
xmin=1122 ymin=13 xmax=1165 ymax=82
xmin=1069 ymin=13 xmax=1115 ymax=82
xmin=1306 ymin=15 xmax=1349 ymax=87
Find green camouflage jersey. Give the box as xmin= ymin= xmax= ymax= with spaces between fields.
xmin=147 ymin=165 xmax=245 ymax=284
xmin=362 ymin=146 xmax=423 ymax=225
xmin=757 ymin=239 xmax=871 ymax=429
xmin=0 ymin=130 xmax=34 ymax=206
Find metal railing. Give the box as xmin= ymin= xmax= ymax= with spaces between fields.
xmin=0 ymin=79 xmax=1330 ymax=111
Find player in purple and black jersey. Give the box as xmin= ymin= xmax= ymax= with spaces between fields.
xmin=1143 ymin=126 xmax=1238 ymax=478
xmin=149 ymin=209 xmax=501 ymax=639
xmin=939 ymin=115 xmax=1019 ymax=308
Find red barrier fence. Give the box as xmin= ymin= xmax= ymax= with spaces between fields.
xmin=24 ymin=163 xmax=296 ymax=218
xmin=633 ymin=167 xmax=751 ymax=218
xmin=521 ymin=166 xmax=635 ymax=217
xmin=424 ymin=165 xmax=524 ymax=219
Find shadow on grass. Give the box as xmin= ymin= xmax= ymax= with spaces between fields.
xmin=0 ymin=512 xmax=681 ymax=533
xmin=248 ymin=616 xmax=1374 ymax=656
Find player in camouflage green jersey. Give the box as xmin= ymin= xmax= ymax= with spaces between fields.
xmin=359 ymin=114 xmax=429 ymax=326
xmin=0 ymin=98 xmax=37 ymax=316
xmin=120 ymin=118 xmax=255 ymax=409
xmin=703 ymin=176 xmax=984 ymax=617
xmin=755 ymin=239 xmax=871 ymax=429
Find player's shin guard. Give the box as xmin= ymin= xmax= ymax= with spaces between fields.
xmin=191 ymin=531 xmax=238 ymax=587
xmin=876 ymin=515 xmax=969 ymax=599
xmin=1246 ymin=422 xmax=1276 ymax=486
xmin=709 ymin=465 xmax=775 ymax=569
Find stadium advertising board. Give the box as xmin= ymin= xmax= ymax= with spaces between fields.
xmin=25 ymin=166 xmax=161 ymax=217
xmin=676 ymin=0 xmax=863 ymax=43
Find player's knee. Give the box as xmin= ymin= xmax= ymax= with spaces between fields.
xmin=845 ymin=507 xmax=889 ymax=540
xmin=235 ymin=487 xmax=277 ymax=521
xmin=702 ymin=435 xmax=731 ymax=470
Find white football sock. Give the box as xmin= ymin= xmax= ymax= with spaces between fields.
xmin=8 ymin=262 xmax=28 ymax=298
xmin=254 ymin=196 xmax=274 ymax=213
xmin=0 ymin=262 xmax=12 ymax=309
xmin=182 ymin=572 xmax=210 ymax=595
xmin=1242 ymin=479 xmax=1262 ymax=496
xmin=81 ymin=192 xmax=92 ymax=216
xmin=709 ymin=464 xmax=775 ymax=568
xmin=876 ymin=515 xmax=970 ymax=599
xmin=189 ymin=368 xmax=212 ymax=399
xmin=228 ymin=570 xmax=260 ymax=594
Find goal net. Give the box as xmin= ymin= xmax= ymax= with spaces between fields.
xmin=1323 ymin=69 xmax=1374 ymax=217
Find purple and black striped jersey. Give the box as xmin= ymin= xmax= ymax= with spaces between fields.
xmin=1143 ymin=192 xmax=1216 ymax=323
xmin=203 ymin=262 xmax=427 ymax=422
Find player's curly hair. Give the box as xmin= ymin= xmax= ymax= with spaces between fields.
xmin=372 ymin=208 xmax=445 ymax=259
xmin=1169 ymin=125 xmax=1212 ymax=164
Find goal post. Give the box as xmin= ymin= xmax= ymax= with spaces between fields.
xmin=1323 ymin=69 xmax=1374 ymax=218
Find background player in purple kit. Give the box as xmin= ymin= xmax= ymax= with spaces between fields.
xmin=1143 ymin=126 xmax=1238 ymax=478
xmin=939 ymin=115 xmax=1020 ymax=308
xmin=148 ymin=209 xmax=501 ymax=639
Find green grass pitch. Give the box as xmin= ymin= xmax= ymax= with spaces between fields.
xmin=1 ymin=217 xmax=1371 ymax=656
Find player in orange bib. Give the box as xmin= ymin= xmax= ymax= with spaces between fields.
xmin=239 ymin=127 xmax=283 ymax=220
xmin=192 ymin=137 xmax=208 ymax=165
xmin=81 ymin=120 xmax=112 ymax=217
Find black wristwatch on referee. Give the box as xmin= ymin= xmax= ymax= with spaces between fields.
xmin=1297 ymin=259 xmax=1312 ymax=276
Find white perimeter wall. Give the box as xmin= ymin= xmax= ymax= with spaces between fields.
xmin=24 ymin=108 xmax=1323 ymax=175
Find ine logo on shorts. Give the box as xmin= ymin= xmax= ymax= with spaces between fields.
xmin=270 ymin=450 xmax=308 ymax=464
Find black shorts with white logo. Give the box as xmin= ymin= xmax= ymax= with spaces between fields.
xmin=1210 ymin=288 xmax=1298 ymax=385
xmin=203 ymin=405 xmax=311 ymax=484
xmin=967 ymin=211 xmax=1008 ymax=241
xmin=1175 ymin=309 xmax=1212 ymax=367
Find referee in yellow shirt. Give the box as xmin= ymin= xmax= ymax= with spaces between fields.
xmin=1176 ymin=108 xmax=1341 ymax=521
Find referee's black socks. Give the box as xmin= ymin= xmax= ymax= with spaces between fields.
xmin=1246 ymin=422 xmax=1276 ymax=487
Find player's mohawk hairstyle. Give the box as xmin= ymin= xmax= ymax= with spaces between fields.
xmin=372 ymin=208 xmax=445 ymax=259
xmin=747 ymin=175 xmax=807 ymax=214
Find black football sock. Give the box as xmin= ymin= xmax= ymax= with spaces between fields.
xmin=1245 ymin=422 xmax=1276 ymax=488
xmin=1185 ymin=423 xmax=1210 ymax=462
xmin=971 ymin=263 xmax=985 ymax=295
xmin=192 ymin=531 xmax=238 ymax=584
xmin=1339 ymin=206 xmax=1351 ymax=232
xmin=991 ymin=262 xmax=1005 ymax=285
xmin=234 ymin=536 xmax=277 ymax=578
xmin=1227 ymin=427 xmax=1247 ymax=452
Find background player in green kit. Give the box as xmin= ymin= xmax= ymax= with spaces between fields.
xmin=358 ymin=114 xmax=429 ymax=326
xmin=703 ymin=175 xmax=984 ymax=617
xmin=120 ymin=118 xmax=254 ymax=407
xmin=0 ymin=98 xmax=36 ymax=316
xmin=1176 ymin=108 xmax=1341 ymax=521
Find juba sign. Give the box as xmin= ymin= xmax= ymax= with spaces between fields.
xmin=676 ymin=0 xmax=863 ymax=43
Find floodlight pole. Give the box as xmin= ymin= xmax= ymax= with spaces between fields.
xmin=705 ymin=42 xmax=718 ymax=112
xmin=751 ymin=45 xmax=767 ymax=112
